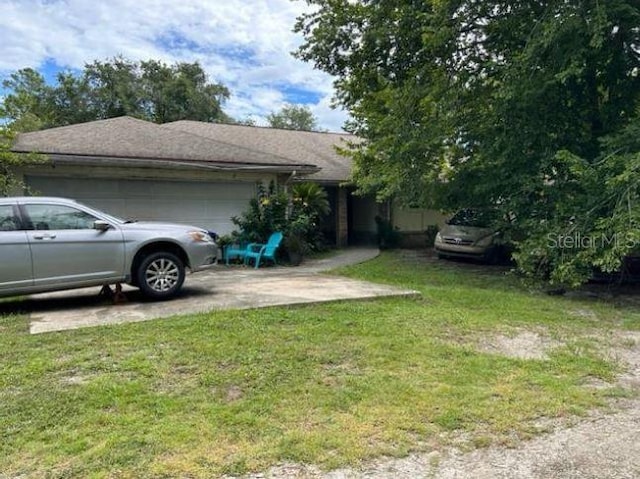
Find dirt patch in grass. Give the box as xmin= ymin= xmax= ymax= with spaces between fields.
xmin=475 ymin=331 xmax=562 ymax=360
xmin=610 ymin=331 xmax=640 ymax=389
xmin=224 ymin=385 xmax=244 ymax=402
xmin=58 ymin=371 xmax=94 ymax=386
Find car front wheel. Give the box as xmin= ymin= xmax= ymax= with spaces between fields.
xmin=136 ymin=252 xmax=185 ymax=300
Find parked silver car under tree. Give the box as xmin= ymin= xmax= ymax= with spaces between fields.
xmin=434 ymin=208 xmax=505 ymax=263
xmin=0 ymin=197 xmax=217 ymax=300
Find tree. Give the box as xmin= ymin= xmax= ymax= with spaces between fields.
xmin=266 ymin=104 xmax=319 ymax=131
xmin=0 ymin=68 xmax=54 ymax=132
xmin=291 ymin=182 xmax=330 ymax=218
xmin=0 ymin=57 xmax=231 ymax=129
xmin=296 ymin=0 xmax=640 ymax=285
xmin=138 ymin=60 xmax=231 ymax=123
xmin=0 ymin=125 xmax=45 ymax=196
xmin=290 ymin=182 xmax=331 ymax=252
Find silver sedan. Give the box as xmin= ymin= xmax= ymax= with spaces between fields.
xmin=0 ymin=197 xmax=217 ymax=300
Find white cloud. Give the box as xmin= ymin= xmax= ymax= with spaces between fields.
xmin=311 ymin=95 xmax=349 ymax=133
xmin=0 ymin=0 xmax=348 ymax=131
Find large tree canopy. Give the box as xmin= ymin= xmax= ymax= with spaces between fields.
xmin=0 ymin=125 xmax=46 ymax=196
xmin=296 ymin=0 xmax=640 ymax=285
xmin=0 ymin=58 xmax=231 ymax=131
xmin=266 ymin=103 xmax=319 ymax=131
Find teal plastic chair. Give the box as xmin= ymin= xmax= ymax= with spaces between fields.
xmin=224 ymin=243 xmax=249 ymax=265
xmin=244 ymin=232 xmax=283 ymax=268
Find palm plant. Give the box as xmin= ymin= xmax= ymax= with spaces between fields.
xmin=291 ymin=182 xmax=330 ymax=217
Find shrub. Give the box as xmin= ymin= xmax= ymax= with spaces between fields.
xmin=375 ymin=215 xmax=401 ymax=249
xmin=425 ymin=224 xmax=439 ymax=247
xmin=231 ymin=181 xmax=331 ymax=261
xmin=231 ymin=182 xmax=289 ymax=243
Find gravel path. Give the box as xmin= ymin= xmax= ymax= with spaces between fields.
xmin=313 ymin=399 xmax=640 ymax=479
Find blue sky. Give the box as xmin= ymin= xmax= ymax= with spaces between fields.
xmin=0 ymin=0 xmax=348 ymax=131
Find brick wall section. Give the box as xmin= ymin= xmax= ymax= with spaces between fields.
xmin=336 ymin=187 xmax=349 ymax=247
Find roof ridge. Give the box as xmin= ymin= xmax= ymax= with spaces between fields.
xmin=18 ymin=116 xmax=156 ymax=137
xmin=165 ymin=119 xmax=352 ymax=137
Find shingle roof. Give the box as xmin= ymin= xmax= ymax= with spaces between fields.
xmin=13 ymin=116 xmax=317 ymax=172
xmin=163 ymin=121 xmax=357 ymax=183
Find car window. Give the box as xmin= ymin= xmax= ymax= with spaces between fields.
xmin=24 ymin=204 xmax=99 ymax=230
xmin=0 ymin=205 xmax=19 ymax=231
xmin=448 ymin=209 xmax=497 ymax=228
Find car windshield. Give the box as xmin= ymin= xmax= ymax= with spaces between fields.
xmin=74 ymin=201 xmax=126 ymax=225
xmin=101 ymin=212 xmax=127 ymax=224
xmin=448 ymin=209 xmax=497 ymax=228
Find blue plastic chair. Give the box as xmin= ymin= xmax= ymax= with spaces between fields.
xmin=224 ymin=243 xmax=249 ymax=265
xmin=244 ymin=232 xmax=283 ymax=269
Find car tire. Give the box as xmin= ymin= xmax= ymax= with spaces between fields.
xmin=436 ymin=252 xmax=447 ymax=260
xmin=484 ymin=246 xmax=506 ymax=265
xmin=136 ymin=252 xmax=185 ymax=300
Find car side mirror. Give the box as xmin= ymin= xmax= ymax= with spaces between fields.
xmin=93 ymin=220 xmax=111 ymax=231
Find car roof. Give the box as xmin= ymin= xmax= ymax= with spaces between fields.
xmin=0 ymin=196 xmax=80 ymax=205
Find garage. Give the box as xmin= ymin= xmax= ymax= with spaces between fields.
xmin=25 ymin=176 xmax=256 ymax=235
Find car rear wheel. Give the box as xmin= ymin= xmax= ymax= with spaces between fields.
xmin=136 ymin=252 xmax=185 ymax=300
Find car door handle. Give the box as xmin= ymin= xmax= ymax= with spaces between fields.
xmin=33 ymin=233 xmax=57 ymax=240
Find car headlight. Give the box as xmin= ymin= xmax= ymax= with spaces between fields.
xmin=475 ymin=233 xmax=497 ymax=247
xmin=435 ymin=232 xmax=442 ymax=243
xmin=188 ymin=230 xmax=215 ymax=243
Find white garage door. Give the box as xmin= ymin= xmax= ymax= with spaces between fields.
xmin=26 ymin=176 xmax=256 ymax=235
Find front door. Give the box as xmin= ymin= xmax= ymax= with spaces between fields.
xmin=0 ymin=204 xmax=33 ymax=293
xmin=22 ymin=203 xmax=126 ymax=288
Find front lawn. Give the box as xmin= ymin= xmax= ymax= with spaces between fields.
xmin=1 ymin=252 xmax=638 ymax=478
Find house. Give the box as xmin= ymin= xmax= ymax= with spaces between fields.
xmin=11 ymin=116 xmax=444 ymax=246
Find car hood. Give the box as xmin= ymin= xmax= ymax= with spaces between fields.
xmin=118 ymin=221 xmax=205 ymax=233
xmin=439 ymin=224 xmax=495 ymax=241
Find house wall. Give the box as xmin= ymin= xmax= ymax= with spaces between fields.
xmin=392 ymin=204 xmax=448 ymax=248
xmin=15 ymin=163 xmax=280 ymax=235
xmin=14 ymin=162 xmax=448 ymax=249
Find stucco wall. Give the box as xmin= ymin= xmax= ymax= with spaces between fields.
xmin=393 ymin=205 xmax=447 ymax=231
xmin=14 ymin=163 xmax=281 ymax=234
xmin=392 ymin=204 xmax=448 ymax=248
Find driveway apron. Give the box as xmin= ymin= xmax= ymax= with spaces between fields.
xmin=1 ymin=248 xmax=418 ymax=334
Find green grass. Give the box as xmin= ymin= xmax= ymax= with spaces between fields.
xmin=1 ymin=252 xmax=638 ymax=478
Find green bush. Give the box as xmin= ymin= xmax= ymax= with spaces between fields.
xmin=231 ymin=181 xmax=331 ymax=261
xmin=375 ymin=215 xmax=401 ymax=249
xmin=425 ymin=224 xmax=439 ymax=247
xmin=231 ymin=182 xmax=289 ymax=243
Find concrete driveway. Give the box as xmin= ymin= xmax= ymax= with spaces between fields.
xmin=0 ymin=248 xmax=417 ymax=334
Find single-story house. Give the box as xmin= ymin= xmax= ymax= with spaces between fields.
xmin=11 ymin=116 xmax=445 ymax=246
